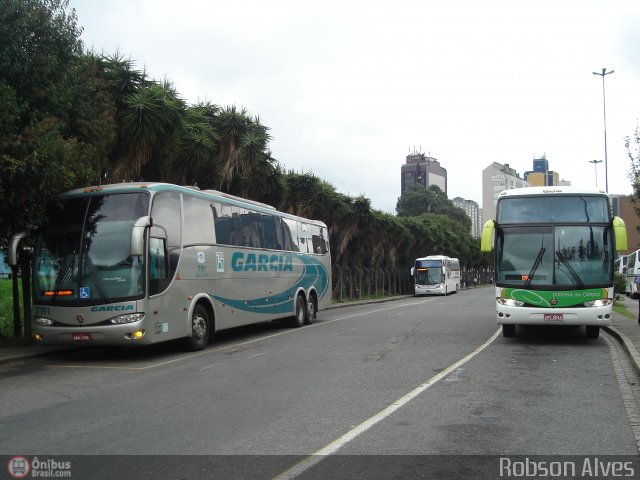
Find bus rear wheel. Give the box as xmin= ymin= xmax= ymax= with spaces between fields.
xmin=185 ymin=304 xmax=210 ymax=351
xmin=585 ymin=326 xmax=600 ymax=339
xmin=305 ymin=295 xmax=316 ymax=325
xmin=289 ymin=295 xmax=307 ymax=328
xmin=502 ymin=324 xmax=516 ymax=337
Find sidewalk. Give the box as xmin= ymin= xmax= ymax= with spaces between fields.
xmin=0 ymin=344 xmax=71 ymax=364
xmin=606 ymin=297 xmax=640 ymax=376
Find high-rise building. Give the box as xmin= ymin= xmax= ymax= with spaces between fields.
xmin=401 ymin=151 xmax=447 ymax=195
xmin=481 ymin=162 xmax=530 ymax=225
xmin=524 ymin=156 xmax=567 ymax=187
xmin=452 ymin=197 xmax=482 ymax=238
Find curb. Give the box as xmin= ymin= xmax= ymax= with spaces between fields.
xmin=603 ymin=325 xmax=640 ymax=377
xmin=0 ymin=346 xmax=74 ymax=365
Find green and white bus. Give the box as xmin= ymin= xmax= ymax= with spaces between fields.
xmin=8 ymin=183 xmax=331 ymax=350
xmin=481 ymin=187 xmax=627 ymax=338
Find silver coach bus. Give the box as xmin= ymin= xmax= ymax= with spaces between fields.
xmin=8 ymin=183 xmax=331 ymax=350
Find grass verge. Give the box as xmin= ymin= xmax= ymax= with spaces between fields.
xmin=614 ymin=298 xmax=636 ymax=320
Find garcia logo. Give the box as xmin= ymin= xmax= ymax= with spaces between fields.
xmin=231 ymin=252 xmax=294 ymax=272
xmin=90 ymin=305 xmax=134 ymax=312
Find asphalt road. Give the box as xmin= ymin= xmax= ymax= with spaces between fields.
xmin=1 ymin=286 xmax=638 ymax=479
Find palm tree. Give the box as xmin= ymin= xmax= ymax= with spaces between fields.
xmin=165 ymin=105 xmax=220 ymax=187
xmin=215 ymin=106 xmax=271 ymax=192
xmin=112 ymin=80 xmax=186 ymax=181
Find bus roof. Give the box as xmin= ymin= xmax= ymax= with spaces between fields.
xmin=415 ymin=255 xmax=459 ymax=261
xmin=497 ymin=186 xmax=608 ymax=198
xmin=57 ymin=182 xmax=327 ymax=226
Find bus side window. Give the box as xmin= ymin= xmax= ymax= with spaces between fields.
xmin=310 ymin=225 xmax=328 ymax=254
xmin=262 ymin=215 xmax=281 ymax=250
xmin=149 ymin=236 xmax=169 ymax=295
xmin=282 ymin=218 xmax=299 ymax=252
xmin=150 ymin=192 xmax=181 ymax=282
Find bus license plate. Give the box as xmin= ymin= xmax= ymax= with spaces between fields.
xmin=72 ymin=333 xmax=92 ymax=341
xmin=544 ymin=313 xmax=563 ymax=321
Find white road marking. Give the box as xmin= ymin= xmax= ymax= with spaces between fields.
xmin=273 ymin=328 xmax=502 ymax=480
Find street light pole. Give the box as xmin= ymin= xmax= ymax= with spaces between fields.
xmin=588 ymin=159 xmax=603 ymax=188
xmin=592 ymin=67 xmax=614 ymax=193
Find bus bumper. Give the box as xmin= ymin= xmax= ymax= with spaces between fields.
xmin=34 ymin=320 xmax=152 ymax=346
xmin=415 ymin=285 xmax=446 ymax=295
xmin=495 ymin=304 xmax=612 ymax=327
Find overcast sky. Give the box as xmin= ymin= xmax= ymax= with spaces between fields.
xmin=68 ymin=0 xmax=640 ymax=214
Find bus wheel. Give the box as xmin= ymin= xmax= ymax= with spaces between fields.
xmin=186 ymin=304 xmax=210 ymax=351
xmin=502 ymin=324 xmax=516 ymax=337
xmin=305 ymin=295 xmax=316 ymax=325
xmin=585 ymin=326 xmax=600 ymax=339
xmin=289 ymin=295 xmax=306 ymax=328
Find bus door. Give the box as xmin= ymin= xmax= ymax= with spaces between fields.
xmin=146 ymin=192 xmax=186 ymax=341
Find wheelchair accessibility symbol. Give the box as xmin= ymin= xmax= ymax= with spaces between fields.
xmin=80 ymin=287 xmax=90 ymax=299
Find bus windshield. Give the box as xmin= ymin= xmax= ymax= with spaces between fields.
xmin=497 ymin=195 xmax=609 ymax=224
xmin=495 ymin=225 xmax=612 ymax=288
xmin=34 ymin=193 xmax=150 ymax=305
xmin=414 ymin=259 xmax=443 ymax=285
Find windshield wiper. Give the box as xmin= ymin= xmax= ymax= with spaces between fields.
xmin=555 ymin=251 xmax=585 ymax=288
xmin=525 ymin=245 xmax=546 ymax=287
xmin=82 ymin=254 xmax=107 ymax=300
xmin=52 ymin=256 xmax=76 ymax=301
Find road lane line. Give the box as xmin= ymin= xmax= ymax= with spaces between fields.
xmin=273 ymin=327 xmax=502 ymax=480
xmin=198 ymin=361 xmax=229 ymax=372
xmin=46 ymin=299 xmax=438 ymax=371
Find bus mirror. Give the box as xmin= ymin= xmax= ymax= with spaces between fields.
xmin=480 ymin=220 xmax=495 ymax=253
xmin=131 ymin=216 xmax=151 ymax=257
xmin=410 ymin=267 xmax=415 ymax=276
xmin=613 ymin=216 xmax=628 ymax=252
xmin=7 ymin=231 xmax=28 ymax=266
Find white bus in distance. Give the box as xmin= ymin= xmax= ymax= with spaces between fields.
xmin=8 ymin=183 xmax=332 ymax=351
xmin=410 ymin=255 xmax=460 ymax=295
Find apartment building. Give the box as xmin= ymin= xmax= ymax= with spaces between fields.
xmin=481 ymin=162 xmax=530 ymax=225
xmin=400 ymin=151 xmax=447 ymax=195
xmin=452 ymin=197 xmax=482 ymax=238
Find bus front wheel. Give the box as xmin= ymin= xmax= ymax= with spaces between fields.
xmin=186 ymin=304 xmax=210 ymax=351
xmin=502 ymin=324 xmax=516 ymax=337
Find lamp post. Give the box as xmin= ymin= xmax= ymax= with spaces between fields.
xmin=588 ymin=159 xmax=603 ymax=188
xmin=592 ymin=67 xmax=614 ymax=192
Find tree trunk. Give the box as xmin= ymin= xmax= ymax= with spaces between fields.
xmin=11 ymin=265 xmax=21 ymax=337
xmin=21 ymin=254 xmax=32 ymax=340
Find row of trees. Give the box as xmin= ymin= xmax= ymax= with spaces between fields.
xmin=0 ymin=0 xmax=487 ymax=277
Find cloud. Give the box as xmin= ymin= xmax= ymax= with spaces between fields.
xmin=70 ymin=0 xmax=640 ymax=214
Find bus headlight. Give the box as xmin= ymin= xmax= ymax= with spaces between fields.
xmin=110 ymin=313 xmax=145 ymax=324
xmin=36 ymin=317 xmax=54 ymax=326
xmin=583 ymin=299 xmax=612 ymax=308
xmin=497 ymin=298 xmax=524 ymax=307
